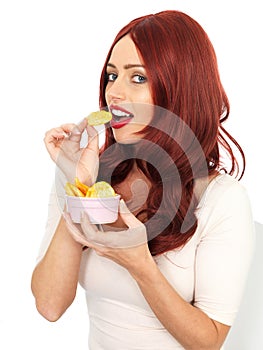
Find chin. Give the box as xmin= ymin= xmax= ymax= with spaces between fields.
xmin=112 ymin=130 xmax=142 ymax=144
xmin=115 ymin=137 xmax=140 ymax=145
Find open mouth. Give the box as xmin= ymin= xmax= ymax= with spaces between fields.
xmin=109 ymin=106 xmax=134 ymax=129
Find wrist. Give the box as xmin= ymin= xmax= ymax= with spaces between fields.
xmin=129 ymin=252 xmax=159 ymax=282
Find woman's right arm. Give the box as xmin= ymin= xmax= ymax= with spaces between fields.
xmin=31 ymin=119 xmax=99 ymax=321
xmin=31 ymin=216 xmax=84 ymax=322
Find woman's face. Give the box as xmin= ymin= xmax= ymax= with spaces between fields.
xmin=105 ymin=34 xmax=154 ymax=143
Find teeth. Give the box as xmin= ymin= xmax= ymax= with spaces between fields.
xmin=111 ymin=108 xmax=130 ymax=117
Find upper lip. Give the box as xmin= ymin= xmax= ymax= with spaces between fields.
xmin=109 ymin=105 xmax=134 ymax=120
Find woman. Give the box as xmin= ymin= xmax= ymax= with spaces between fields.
xmin=31 ymin=10 xmax=254 ymax=349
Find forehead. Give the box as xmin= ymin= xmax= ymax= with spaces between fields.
xmin=109 ymin=34 xmax=143 ymax=65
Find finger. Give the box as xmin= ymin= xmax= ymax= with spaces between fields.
xmin=80 ymin=211 xmax=99 ymax=236
xmin=77 ymin=118 xmax=88 ymax=133
xmin=80 ymin=210 xmax=147 ymax=248
xmin=44 ymin=127 xmax=68 ymax=160
xmin=59 ymin=123 xmax=79 ymax=133
xmin=44 ymin=125 xmax=76 ymax=146
xmin=67 ymin=118 xmax=89 ymax=142
xmin=119 ymin=199 xmax=143 ymax=229
xmin=45 ymin=127 xmax=69 ymax=140
xmin=60 ymin=123 xmax=82 ymax=143
xmin=80 ymin=212 xmax=122 ymax=246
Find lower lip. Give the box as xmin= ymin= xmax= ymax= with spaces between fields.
xmin=110 ymin=118 xmax=133 ymax=129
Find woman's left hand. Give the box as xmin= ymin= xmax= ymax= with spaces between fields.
xmin=63 ymin=200 xmax=154 ymax=273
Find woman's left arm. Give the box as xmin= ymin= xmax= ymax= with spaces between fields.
xmin=128 ymin=253 xmax=230 ymax=350
xmin=131 ymin=183 xmax=254 ymax=350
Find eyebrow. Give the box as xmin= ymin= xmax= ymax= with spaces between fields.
xmin=107 ymin=63 xmax=145 ymax=69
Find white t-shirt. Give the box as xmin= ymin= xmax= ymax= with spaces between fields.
xmin=36 ymin=172 xmax=255 ymax=350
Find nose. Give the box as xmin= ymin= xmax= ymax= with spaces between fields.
xmin=106 ymin=77 xmax=126 ymax=103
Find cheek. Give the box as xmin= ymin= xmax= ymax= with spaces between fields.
xmin=105 ymin=89 xmax=110 ymax=105
xmin=137 ymin=90 xmax=153 ymax=104
xmin=134 ymin=102 xmax=154 ymax=124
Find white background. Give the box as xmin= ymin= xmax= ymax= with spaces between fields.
xmin=0 ymin=0 xmax=262 ymax=349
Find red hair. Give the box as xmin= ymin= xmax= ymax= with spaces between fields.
xmin=97 ymin=10 xmax=245 ymax=255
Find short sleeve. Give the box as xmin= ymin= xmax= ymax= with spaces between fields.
xmin=35 ymin=168 xmax=67 ymax=264
xmin=194 ymin=177 xmax=255 ymax=326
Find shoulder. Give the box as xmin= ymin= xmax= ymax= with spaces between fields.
xmin=195 ymin=173 xmax=254 ymax=233
xmin=195 ymin=173 xmax=254 ymax=241
xmin=196 ymin=173 xmax=249 ymax=210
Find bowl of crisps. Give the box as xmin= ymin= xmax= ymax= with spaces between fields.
xmin=65 ymin=178 xmax=120 ymax=224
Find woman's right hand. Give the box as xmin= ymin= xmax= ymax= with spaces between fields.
xmin=44 ymin=118 xmax=99 ymax=185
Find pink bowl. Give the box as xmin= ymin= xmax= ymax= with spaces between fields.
xmin=65 ymin=195 xmax=121 ymax=224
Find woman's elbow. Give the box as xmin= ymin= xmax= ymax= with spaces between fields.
xmin=32 ymin=291 xmax=75 ymax=321
xmin=31 ymin=279 xmax=76 ymax=321
xmin=34 ymin=298 xmax=66 ymax=322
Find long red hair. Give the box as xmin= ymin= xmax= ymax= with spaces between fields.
xmin=97 ymin=10 xmax=245 ymax=255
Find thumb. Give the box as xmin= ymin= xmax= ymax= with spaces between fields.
xmin=86 ymin=125 xmax=99 ymax=153
xmin=119 ymin=199 xmax=143 ymax=229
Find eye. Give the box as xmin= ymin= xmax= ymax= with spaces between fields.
xmin=107 ymin=72 xmax=117 ymax=82
xmin=132 ymin=74 xmax=147 ymax=84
